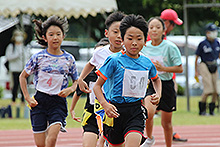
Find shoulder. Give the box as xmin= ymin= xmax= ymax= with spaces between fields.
xmin=163 ymin=40 xmax=178 ymax=47
xmin=163 ymin=40 xmax=180 ymax=51
xmin=8 ymin=43 xmax=14 ymax=47
xmin=31 ymin=49 xmax=46 ymax=58
xmin=6 ymin=43 xmax=13 ymax=49
xmin=104 ymin=51 xmax=122 ymax=64
xmin=106 ymin=51 xmax=121 ymax=61
xmin=139 ymin=54 xmax=151 ymax=62
xmin=145 ymin=41 xmax=152 ymax=46
xmin=214 ymin=39 xmax=220 ymax=44
xmin=198 ymin=39 xmax=208 ymax=45
xmin=93 ymin=44 xmax=110 ymax=55
xmin=63 ymin=50 xmax=74 ymax=58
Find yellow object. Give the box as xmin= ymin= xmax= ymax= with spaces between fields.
xmin=94 ymin=99 xmax=104 ymax=112
xmin=27 ymin=96 xmax=35 ymax=110
xmin=194 ymin=76 xmax=199 ymax=83
xmin=103 ymin=114 xmax=114 ymax=127
xmin=81 ymin=109 xmax=92 ymax=126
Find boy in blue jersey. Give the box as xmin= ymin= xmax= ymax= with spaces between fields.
xmin=93 ymin=14 xmax=161 ymax=147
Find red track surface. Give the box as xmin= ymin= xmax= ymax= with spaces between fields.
xmin=0 ymin=125 xmax=219 ymax=147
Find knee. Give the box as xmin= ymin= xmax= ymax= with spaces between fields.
xmin=144 ymin=97 xmax=157 ymax=120
xmin=161 ymin=121 xmax=172 ymax=130
xmin=36 ymin=143 xmax=45 ymax=147
xmin=147 ymin=109 xmax=156 ymax=120
xmin=46 ymin=135 xmax=57 ymax=145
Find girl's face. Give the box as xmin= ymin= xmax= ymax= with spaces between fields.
xmin=148 ymin=19 xmax=165 ymax=41
xmin=123 ymin=26 xmax=145 ymax=58
xmin=15 ymin=35 xmax=24 ymax=43
xmin=43 ymin=25 xmax=64 ymax=50
xmin=105 ymin=21 xmax=122 ymax=52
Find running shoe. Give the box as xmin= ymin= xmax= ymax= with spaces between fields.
xmin=173 ymin=132 xmax=187 ymax=142
xmin=140 ymin=136 xmax=155 ymax=147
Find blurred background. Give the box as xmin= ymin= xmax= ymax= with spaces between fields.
xmin=0 ymin=0 xmax=220 ymax=109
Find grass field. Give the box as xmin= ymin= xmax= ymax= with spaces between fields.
xmin=0 ymin=95 xmax=219 ymax=130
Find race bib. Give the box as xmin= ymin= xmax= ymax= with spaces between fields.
xmin=122 ymin=69 xmax=148 ymax=98
xmin=36 ymin=71 xmax=63 ymax=95
xmin=89 ymin=81 xmax=104 ymax=105
xmin=89 ymin=81 xmax=96 ymax=105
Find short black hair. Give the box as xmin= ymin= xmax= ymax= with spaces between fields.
xmin=105 ymin=11 xmax=126 ymax=30
xmin=120 ymin=14 xmax=148 ymax=41
xmin=94 ymin=37 xmax=109 ymax=49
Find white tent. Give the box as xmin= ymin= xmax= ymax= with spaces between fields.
xmin=0 ymin=0 xmax=118 ymax=18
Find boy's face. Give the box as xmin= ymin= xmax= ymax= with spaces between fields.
xmin=123 ymin=26 xmax=145 ymax=58
xmin=105 ymin=21 xmax=122 ymax=51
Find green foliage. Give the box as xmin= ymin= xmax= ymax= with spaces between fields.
xmin=0 ymin=86 xmax=3 ymax=99
xmin=32 ymin=1 xmax=220 ymax=46
xmin=116 ymin=0 xmax=220 ymax=36
xmin=177 ymin=84 xmax=185 ymax=96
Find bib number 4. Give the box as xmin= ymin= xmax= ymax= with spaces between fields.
xmin=47 ymin=77 xmax=53 ymax=87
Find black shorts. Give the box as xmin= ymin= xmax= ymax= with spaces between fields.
xmin=30 ymin=91 xmax=67 ymax=133
xmin=81 ymin=107 xmax=99 ymax=135
xmin=103 ymin=100 xmax=147 ymax=145
xmin=147 ymin=79 xmax=176 ymax=112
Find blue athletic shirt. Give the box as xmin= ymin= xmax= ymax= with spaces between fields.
xmin=25 ymin=49 xmax=78 ymax=95
xmin=195 ymin=38 xmax=220 ymax=62
xmin=96 ymin=50 xmax=158 ymax=104
xmin=141 ymin=40 xmax=182 ymax=81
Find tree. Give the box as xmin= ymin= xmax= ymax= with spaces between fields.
xmin=116 ymin=0 xmax=220 ymax=36
xmin=48 ymin=0 xmax=220 ymax=44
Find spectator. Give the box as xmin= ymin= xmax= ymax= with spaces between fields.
xmin=195 ymin=23 xmax=220 ymax=116
xmin=5 ymin=29 xmax=27 ymax=105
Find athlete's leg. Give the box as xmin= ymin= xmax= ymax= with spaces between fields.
xmin=97 ymin=133 xmax=106 ymax=147
xmin=83 ymin=132 xmax=98 ymax=147
xmin=161 ymin=111 xmax=173 ymax=147
xmin=144 ymin=96 xmax=157 ymax=139
xmin=124 ymin=132 xmax=142 ymax=147
xmin=34 ymin=132 xmax=46 ymax=147
xmin=45 ymin=123 xmax=61 ymax=147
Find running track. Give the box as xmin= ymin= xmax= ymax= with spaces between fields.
xmin=0 ymin=125 xmax=220 ymax=147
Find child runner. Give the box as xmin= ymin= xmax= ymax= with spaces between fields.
xmin=93 ymin=14 xmax=161 ymax=147
xmin=19 ymin=15 xmax=78 ymax=147
xmin=141 ymin=16 xmax=183 ymax=147
xmin=76 ymin=11 xmax=126 ymax=147
xmin=78 ymin=11 xmax=125 ymax=93
xmin=69 ymin=37 xmax=109 ymax=147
